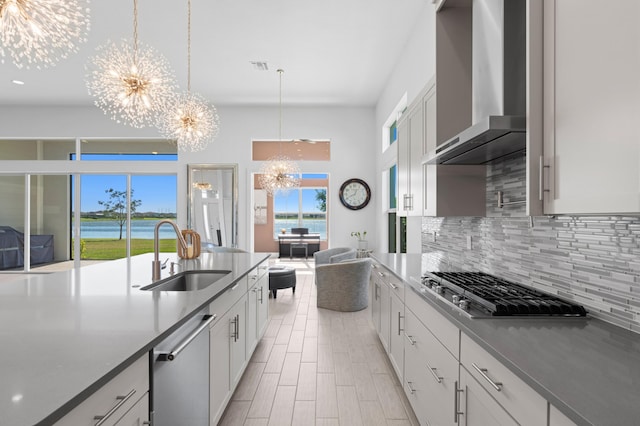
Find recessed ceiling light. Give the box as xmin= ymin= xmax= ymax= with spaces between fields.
xmin=250 ymin=61 xmax=269 ymax=71
xmin=12 ymin=80 xmax=25 ymax=85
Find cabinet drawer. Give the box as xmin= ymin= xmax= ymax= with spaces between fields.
xmin=405 ymin=287 xmax=459 ymax=358
xmin=460 ymin=333 xmax=546 ymax=426
xmin=55 ymin=354 xmax=149 ymax=426
xmin=248 ymin=261 xmax=268 ymax=282
xmin=373 ymin=266 xmax=404 ymax=301
xmin=405 ymin=308 xmax=458 ymax=426
xmin=209 ymin=277 xmax=247 ymax=317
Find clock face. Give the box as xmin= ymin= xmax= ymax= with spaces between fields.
xmin=339 ymin=178 xmax=371 ymax=210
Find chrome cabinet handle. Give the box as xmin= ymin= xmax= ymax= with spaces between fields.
xmin=426 ymin=361 xmax=443 ymax=383
xmin=389 ymin=282 xmax=398 ymax=290
xmin=231 ymin=316 xmax=238 ymax=342
xmin=236 ymin=314 xmax=240 ymax=340
xmin=397 ymin=311 xmax=404 ymax=335
xmin=158 ymin=314 xmax=216 ymax=361
xmin=472 ymin=363 xmax=503 ymax=392
xmin=539 ymin=155 xmax=550 ymax=201
xmin=405 ymin=333 xmax=416 ymax=346
xmin=94 ymin=389 xmax=136 ymax=426
xmin=454 ymin=380 xmax=464 ymax=423
xmin=406 ymin=381 xmax=416 ymax=395
xmin=259 ymin=286 xmax=264 ymax=304
xmin=230 ymin=283 xmax=239 ymax=291
xmin=377 ymin=271 xmax=385 ymax=278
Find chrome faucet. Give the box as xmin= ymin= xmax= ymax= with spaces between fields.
xmin=152 ymin=219 xmax=188 ymax=281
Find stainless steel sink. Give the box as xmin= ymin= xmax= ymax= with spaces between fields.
xmin=141 ymin=270 xmax=231 ymax=291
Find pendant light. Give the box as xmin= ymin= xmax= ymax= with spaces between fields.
xmin=0 ymin=0 xmax=90 ymax=69
xmin=258 ymin=69 xmax=301 ymax=196
xmin=85 ymin=0 xmax=176 ymax=128
xmin=156 ymin=0 xmax=219 ymax=151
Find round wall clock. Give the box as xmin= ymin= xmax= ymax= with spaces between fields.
xmin=339 ymin=178 xmax=371 ymax=210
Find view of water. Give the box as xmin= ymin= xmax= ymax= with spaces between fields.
xmin=78 ymin=220 xmax=178 ymax=239
xmin=78 ymin=219 xmax=326 ymax=240
xmin=274 ymin=219 xmax=326 ymax=239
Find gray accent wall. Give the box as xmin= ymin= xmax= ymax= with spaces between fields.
xmin=422 ymin=154 xmax=640 ymax=333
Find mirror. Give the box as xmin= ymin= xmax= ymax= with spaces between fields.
xmin=187 ymin=164 xmax=238 ymax=249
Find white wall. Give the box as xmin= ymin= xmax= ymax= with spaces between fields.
xmin=180 ymin=105 xmax=377 ymax=250
xmin=374 ymin=4 xmax=437 ymax=252
xmin=0 ymin=104 xmax=377 ymax=252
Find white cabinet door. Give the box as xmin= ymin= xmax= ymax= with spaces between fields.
xmin=397 ymin=99 xmax=424 ymax=218
xmin=371 ymin=278 xmax=381 ymax=333
xmin=460 ymin=367 xmax=517 ymax=426
xmin=115 ymin=393 xmax=149 ymax=426
xmin=543 ymin=0 xmax=640 ymax=214
xmin=388 ymin=291 xmax=405 ymax=382
xmin=256 ymin=272 xmax=269 ymax=339
xmin=404 ymin=308 xmax=457 ymax=426
xmin=210 ymin=312 xmax=231 ymax=425
xmin=230 ymin=295 xmax=248 ymax=388
xmin=378 ymin=278 xmax=391 ymax=352
xmin=247 ymin=280 xmax=258 ymax=354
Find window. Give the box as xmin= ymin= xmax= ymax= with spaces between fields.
xmin=389 ymin=121 xmax=397 ymax=145
xmin=272 ymin=174 xmax=327 ymax=240
xmin=389 ymin=164 xmax=397 ymax=209
xmin=71 ymin=154 xmax=177 ymax=260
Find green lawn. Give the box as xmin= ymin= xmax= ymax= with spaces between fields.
xmin=74 ymin=238 xmax=178 ymax=260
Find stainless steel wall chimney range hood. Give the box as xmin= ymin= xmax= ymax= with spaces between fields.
xmin=426 ymin=0 xmax=526 ymax=165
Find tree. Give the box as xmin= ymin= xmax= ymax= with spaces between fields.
xmin=98 ymin=188 xmax=142 ymax=240
xmin=315 ymin=189 xmax=326 ymax=212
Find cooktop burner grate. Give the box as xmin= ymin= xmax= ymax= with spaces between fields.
xmin=425 ymin=272 xmax=587 ymax=317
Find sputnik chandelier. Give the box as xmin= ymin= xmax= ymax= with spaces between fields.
xmin=0 ymin=0 xmax=90 ymax=69
xmin=258 ymin=69 xmax=301 ymax=196
xmin=157 ymin=0 xmax=219 ymax=151
xmin=85 ymin=0 xmax=176 ymax=128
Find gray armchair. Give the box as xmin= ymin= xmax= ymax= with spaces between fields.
xmin=315 ymin=258 xmax=371 ymax=312
xmin=313 ymin=247 xmax=357 ymax=265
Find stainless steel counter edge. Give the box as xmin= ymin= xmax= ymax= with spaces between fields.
xmin=370 ymin=253 xmax=640 ymax=426
xmin=2 ymin=252 xmax=270 ymax=426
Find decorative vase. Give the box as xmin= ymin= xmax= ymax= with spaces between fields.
xmin=178 ymin=229 xmax=201 ymax=259
xmin=357 ymin=239 xmax=368 ymax=250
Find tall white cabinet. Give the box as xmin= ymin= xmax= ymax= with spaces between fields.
xmin=542 ymin=0 xmax=640 ymax=214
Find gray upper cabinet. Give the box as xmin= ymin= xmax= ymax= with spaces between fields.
xmin=542 ymin=0 xmax=640 ymax=214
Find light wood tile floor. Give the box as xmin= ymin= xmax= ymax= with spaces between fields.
xmin=219 ymin=258 xmax=419 ymax=426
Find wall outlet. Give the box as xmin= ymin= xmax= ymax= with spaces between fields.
xmin=466 ymin=235 xmax=472 ymax=250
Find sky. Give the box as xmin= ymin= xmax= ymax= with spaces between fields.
xmin=74 ymin=154 xmax=178 ymax=213
xmin=273 ymin=174 xmax=327 ymax=213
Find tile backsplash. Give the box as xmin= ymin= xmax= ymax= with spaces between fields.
xmin=422 ymin=154 xmax=640 ymax=333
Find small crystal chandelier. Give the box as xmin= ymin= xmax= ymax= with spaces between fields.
xmin=258 ymin=69 xmax=301 ymax=196
xmin=85 ymin=0 xmax=176 ymax=128
xmin=157 ymin=0 xmax=219 ymax=151
xmin=0 ymin=0 xmax=91 ymax=69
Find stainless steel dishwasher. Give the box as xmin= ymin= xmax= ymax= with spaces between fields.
xmin=151 ymin=307 xmax=214 ymax=426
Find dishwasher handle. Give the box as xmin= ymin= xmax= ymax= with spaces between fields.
xmin=158 ymin=314 xmax=216 ymax=361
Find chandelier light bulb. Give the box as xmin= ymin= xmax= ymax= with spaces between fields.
xmin=0 ymin=0 xmax=91 ymax=69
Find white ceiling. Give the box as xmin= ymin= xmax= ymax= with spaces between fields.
xmin=0 ymin=0 xmax=428 ymax=107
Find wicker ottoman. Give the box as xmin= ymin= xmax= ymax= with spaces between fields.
xmin=269 ymin=266 xmax=296 ymax=298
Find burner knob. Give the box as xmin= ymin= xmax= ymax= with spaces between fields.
xmin=459 ymin=300 xmax=470 ymax=311
xmin=452 ymin=295 xmax=460 ymax=305
xmin=435 ymin=285 xmax=444 ymax=295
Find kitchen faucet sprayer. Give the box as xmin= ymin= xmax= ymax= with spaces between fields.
xmin=152 ymin=219 xmax=188 ymax=281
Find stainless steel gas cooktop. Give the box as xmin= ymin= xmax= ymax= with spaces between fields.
xmin=415 ymin=272 xmax=587 ymax=319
